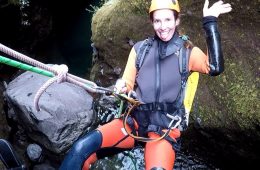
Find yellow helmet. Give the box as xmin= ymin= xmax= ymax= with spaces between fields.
xmin=149 ymin=0 xmax=180 ymax=13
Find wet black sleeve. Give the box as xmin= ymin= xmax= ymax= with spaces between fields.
xmin=203 ymin=16 xmax=224 ymax=76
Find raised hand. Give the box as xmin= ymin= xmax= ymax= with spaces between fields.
xmin=203 ymin=0 xmax=232 ymax=17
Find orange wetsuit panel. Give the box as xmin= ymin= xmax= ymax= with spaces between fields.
xmin=97 ymin=119 xmax=135 ymax=148
xmin=122 ymin=47 xmax=137 ymax=92
xmin=82 ymin=119 xmax=135 ymax=170
xmin=189 ymin=47 xmax=210 ymax=74
xmin=145 ymin=129 xmax=180 ymax=170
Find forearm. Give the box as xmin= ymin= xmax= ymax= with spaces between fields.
xmin=203 ymin=16 xmax=224 ymax=76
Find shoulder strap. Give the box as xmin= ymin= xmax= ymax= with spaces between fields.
xmin=136 ymin=37 xmax=154 ymax=71
xmin=179 ymin=46 xmax=192 ymax=90
xmin=178 ymin=35 xmax=192 ymax=77
xmin=174 ymin=45 xmax=191 ymax=109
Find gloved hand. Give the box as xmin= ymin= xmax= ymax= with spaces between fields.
xmin=203 ymin=0 xmax=232 ymax=18
xmin=114 ymin=79 xmax=127 ymax=94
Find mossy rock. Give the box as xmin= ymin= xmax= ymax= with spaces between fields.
xmin=90 ymin=0 xmax=154 ymax=86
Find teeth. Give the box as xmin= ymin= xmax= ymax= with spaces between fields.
xmin=161 ymin=32 xmax=168 ymax=37
xmin=161 ymin=32 xmax=168 ymax=35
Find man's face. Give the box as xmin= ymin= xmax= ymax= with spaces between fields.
xmin=152 ymin=9 xmax=179 ymax=42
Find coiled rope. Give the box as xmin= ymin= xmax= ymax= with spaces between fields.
xmin=0 ymin=43 xmax=106 ymax=111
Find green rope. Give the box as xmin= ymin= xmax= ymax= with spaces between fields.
xmin=0 ymin=55 xmax=54 ymax=77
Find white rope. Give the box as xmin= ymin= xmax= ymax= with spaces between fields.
xmin=34 ymin=77 xmax=57 ymax=111
xmin=34 ymin=64 xmax=69 ymax=111
xmin=0 ymin=43 xmax=105 ymax=111
xmin=52 ymin=64 xmax=68 ymax=83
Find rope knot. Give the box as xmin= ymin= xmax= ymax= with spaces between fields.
xmin=52 ymin=64 xmax=68 ymax=83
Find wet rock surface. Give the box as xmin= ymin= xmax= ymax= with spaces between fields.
xmin=4 ymin=71 xmax=95 ymax=154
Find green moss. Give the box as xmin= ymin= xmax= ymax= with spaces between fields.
xmin=223 ymin=59 xmax=259 ymax=129
xmin=194 ymin=57 xmax=259 ymax=131
xmin=91 ymin=0 xmax=154 ymax=86
xmin=122 ymin=0 xmax=150 ymax=15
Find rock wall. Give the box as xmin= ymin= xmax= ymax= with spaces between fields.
xmin=90 ymin=0 xmax=260 ymax=168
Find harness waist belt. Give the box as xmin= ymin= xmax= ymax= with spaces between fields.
xmin=137 ymin=102 xmax=177 ymax=112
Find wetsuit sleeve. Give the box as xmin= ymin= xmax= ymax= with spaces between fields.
xmin=203 ymin=16 xmax=224 ymax=76
xmin=189 ymin=16 xmax=224 ymax=76
xmin=122 ymin=47 xmax=137 ymax=92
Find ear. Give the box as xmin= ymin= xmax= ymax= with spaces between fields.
xmin=176 ymin=17 xmax=180 ymax=26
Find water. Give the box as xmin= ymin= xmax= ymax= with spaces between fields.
xmin=91 ymin=147 xmax=218 ymax=170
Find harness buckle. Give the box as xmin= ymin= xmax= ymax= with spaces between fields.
xmin=166 ymin=114 xmax=182 ymax=129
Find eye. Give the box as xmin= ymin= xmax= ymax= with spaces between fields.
xmin=165 ymin=18 xmax=171 ymax=22
xmin=153 ymin=19 xmax=160 ymax=24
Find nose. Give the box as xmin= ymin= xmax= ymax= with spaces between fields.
xmin=160 ymin=21 xmax=168 ymax=30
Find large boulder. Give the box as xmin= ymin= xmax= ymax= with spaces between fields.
xmin=5 ymin=71 xmax=95 ymax=154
